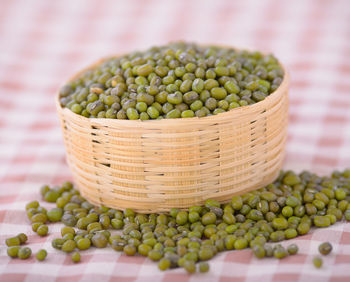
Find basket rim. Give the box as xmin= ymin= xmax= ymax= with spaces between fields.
xmin=55 ymin=51 xmax=289 ymax=125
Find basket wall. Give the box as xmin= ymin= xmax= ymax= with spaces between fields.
xmin=56 ymin=64 xmax=289 ymax=213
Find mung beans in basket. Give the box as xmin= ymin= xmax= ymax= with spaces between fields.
xmin=59 ymin=42 xmax=284 ymax=120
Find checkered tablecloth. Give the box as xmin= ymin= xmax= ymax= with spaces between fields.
xmin=1 ymin=0 xmax=350 ymax=281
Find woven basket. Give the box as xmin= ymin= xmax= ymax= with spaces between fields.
xmin=56 ymin=57 xmax=289 ymax=213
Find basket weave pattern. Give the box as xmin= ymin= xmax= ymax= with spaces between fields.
xmin=56 ymin=63 xmax=289 ymax=213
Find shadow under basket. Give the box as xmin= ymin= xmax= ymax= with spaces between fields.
xmin=56 ymin=61 xmax=289 ymax=213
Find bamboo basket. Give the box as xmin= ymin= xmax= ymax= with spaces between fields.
xmin=56 ymin=57 xmax=289 ymax=213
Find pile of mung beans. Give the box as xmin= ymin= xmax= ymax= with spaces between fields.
xmin=5 ymin=169 xmax=350 ymax=273
xmin=59 ymin=42 xmax=284 ymax=120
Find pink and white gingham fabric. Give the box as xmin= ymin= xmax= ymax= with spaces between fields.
xmin=1 ymin=0 xmax=350 ymax=281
